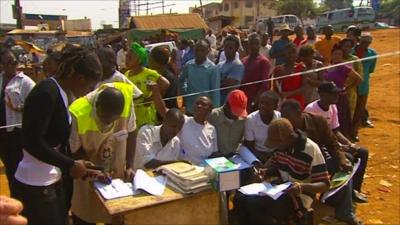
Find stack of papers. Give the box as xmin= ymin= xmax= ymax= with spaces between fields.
xmin=156 ymin=162 xmax=210 ymax=194
xmin=238 ymin=182 xmax=292 ymax=200
xmin=94 ymin=179 xmax=138 ymax=200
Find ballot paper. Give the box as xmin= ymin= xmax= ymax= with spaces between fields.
xmin=94 ymin=179 xmax=138 ymax=200
xmin=238 ymin=182 xmax=292 ymax=200
xmin=321 ymin=159 xmax=361 ymax=203
xmin=133 ymin=169 xmax=168 ymax=196
xmin=229 ymin=146 xmax=261 ymax=170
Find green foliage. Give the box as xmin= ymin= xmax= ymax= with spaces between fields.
xmin=323 ymin=0 xmax=353 ymax=10
xmin=275 ymin=0 xmax=319 ymax=21
xmin=379 ymin=0 xmax=400 ymax=20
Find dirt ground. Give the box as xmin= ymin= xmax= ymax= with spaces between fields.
xmin=314 ymin=28 xmax=400 ymax=225
xmin=0 ymin=29 xmax=399 ymax=225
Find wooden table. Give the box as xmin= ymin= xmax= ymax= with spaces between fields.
xmin=96 ymin=186 xmax=221 ymax=225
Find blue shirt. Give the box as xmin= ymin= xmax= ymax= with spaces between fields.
xmin=181 ymin=48 xmax=195 ymax=67
xmin=179 ymin=59 xmax=220 ymax=113
xmin=270 ymin=38 xmax=291 ymax=65
xmin=217 ymin=58 xmax=244 ymax=103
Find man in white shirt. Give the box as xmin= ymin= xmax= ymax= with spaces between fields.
xmin=0 ymin=49 xmax=35 ymax=197
xmin=243 ymin=91 xmax=281 ymax=162
xmin=148 ymin=83 xmax=218 ymax=166
xmin=180 ymin=96 xmax=218 ymax=165
xmin=259 ymin=33 xmax=272 ymax=60
xmin=134 ymin=108 xmax=185 ymax=170
xmin=206 ymin=29 xmax=217 ymax=50
xmin=116 ymin=39 xmax=128 ymax=72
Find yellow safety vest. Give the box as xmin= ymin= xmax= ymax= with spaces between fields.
xmin=69 ymin=82 xmax=134 ymax=135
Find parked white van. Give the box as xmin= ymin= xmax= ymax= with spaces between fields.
xmin=259 ymin=15 xmax=302 ymax=34
xmin=316 ymin=6 xmax=375 ymax=32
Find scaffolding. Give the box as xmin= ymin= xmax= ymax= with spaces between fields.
xmin=130 ymin=0 xmax=176 ymax=16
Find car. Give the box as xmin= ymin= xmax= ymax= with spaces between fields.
xmin=316 ymin=6 xmax=375 ymax=32
xmin=145 ymin=41 xmax=177 ymax=53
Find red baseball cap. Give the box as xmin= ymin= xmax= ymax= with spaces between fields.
xmin=227 ymin=90 xmax=248 ymax=118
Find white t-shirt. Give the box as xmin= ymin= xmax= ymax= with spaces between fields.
xmin=97 ymin=70 xmax=132 ymax=86
xmin=244 ymin=110 xmax=281 ymax=153
xmin=15 ymin=78 xmax=69 ymax=186
xmin=259 ymin=44 xmax=272 ymax=59
xmin=134 ymin=125 xmax=181 ymax=170
xmin=304 ymin=100 xmax=340 ymax=130
xmin=179 ymin=116 xmax=218 ymax=165
xmin=206 ymin=34 xmax=217 ymax=49
xmin=117 ymin=49 xmax=127 ymax=70
xmin=96 ymin=70 xmax=143 ymax=99
xmin=218 ymin=51 xmax=240 ymax=63
xmin=1 ymin=72 xmax=35 ymax=132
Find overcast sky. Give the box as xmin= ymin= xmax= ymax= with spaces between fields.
xmin=0 ymin=0 xmax=221 ymax=29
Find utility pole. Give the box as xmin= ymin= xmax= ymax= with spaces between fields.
xmin=199 ymin=0 xmax=203 ymax=17
xmin=162 ymin=0 xmax=165 ymax=14
xmin=146 ymin=0 xmax=149 ymax=15
xmin=14 ymin=0 xmax=23 ymax=29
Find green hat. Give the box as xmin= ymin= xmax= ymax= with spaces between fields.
xmin=130 ymin=42 xmax=148 ymax=66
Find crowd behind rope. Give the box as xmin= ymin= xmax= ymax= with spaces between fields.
xmin=0 ymin=23 xmax=378 ymax=225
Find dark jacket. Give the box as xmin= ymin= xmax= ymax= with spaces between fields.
xmin=22 ymin=79 xmax=74 ymax=171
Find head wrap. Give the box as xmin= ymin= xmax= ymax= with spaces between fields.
xmin=130 ymin=42 xmax=148 ymax=66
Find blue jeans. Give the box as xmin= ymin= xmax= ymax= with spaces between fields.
xmin=329 ymin=179 xmax=356 ymax=221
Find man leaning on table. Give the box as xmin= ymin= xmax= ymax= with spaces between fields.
xmin=133 ymin=108 xmax=185 ymax=170
xmin=69 ymin=82 xmax=138 ymax=225
xmin=234 ymin=118 xmax=330 ymax=225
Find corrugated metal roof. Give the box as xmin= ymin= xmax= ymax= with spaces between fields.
xmin=132 ymin=14 xmax=208 ymax=30
xmin=65 ymin=31 xmax=94 ymax=37
xmin=7 ymin=29 xmax=63 ymax=35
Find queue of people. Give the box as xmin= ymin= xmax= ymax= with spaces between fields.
xmin=0 ymin=23 xmax=377 ymax=225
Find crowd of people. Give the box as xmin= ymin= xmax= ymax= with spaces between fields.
xmin=0 ymin=23 xmax=378 ymax=225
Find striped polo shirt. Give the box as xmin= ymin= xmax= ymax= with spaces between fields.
xmin=270 ymin=131 xmax=330 ymax=185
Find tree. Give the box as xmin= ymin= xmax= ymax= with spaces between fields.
xmin=323 ymin=0 xmax=353 ymax=10
xmin=379 ymin=0 xmax=400 ymax=25
xmin=275 ymin=0 xmax=319 ymax=24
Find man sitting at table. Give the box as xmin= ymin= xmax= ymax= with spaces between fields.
xmin=133 ymin=108 xmax=185 ymax=170
xmin=209 ymin=90 xmax=248 ymax=158
xmin=243 ymin=91 xmax=281 ymax=163
xmin=234 ymin=118 xmax=330 ymax=225
xmin=69 ymin=83 xmax=138 ymax=225
xmin=148 ymin=83 xmax=218 ymax=166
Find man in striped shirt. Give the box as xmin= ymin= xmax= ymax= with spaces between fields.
xmin=281 ymin=100 xmax=364 ymax=225
xmin=234 ymin=118 xmax=330 ymax=225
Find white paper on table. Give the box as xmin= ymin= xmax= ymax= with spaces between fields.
xmin=260 ymin=182 xmax=292 ymax=200
xmin=94 ymin=179 xmax=139 ymax=200
xmin=133 ymin=169 xmax=168 ymax=196
xmin=238 ymin=182 xmax=273 ymax=195
xmin=238 ymin=181 xmax=292 ymax=200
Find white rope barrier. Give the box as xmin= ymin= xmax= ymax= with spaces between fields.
xmin=135 ymin=50 xmax=400 ymax=105
xmin=0 ymin=50 xmax=399 ymax=130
